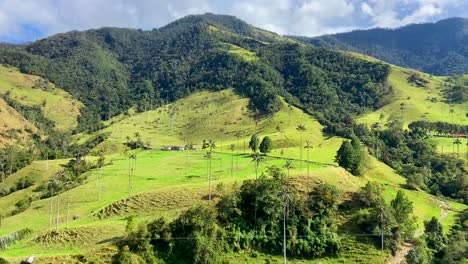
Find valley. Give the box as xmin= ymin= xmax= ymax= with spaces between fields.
xmin=0 ymin=13 xmax=466 ymax=264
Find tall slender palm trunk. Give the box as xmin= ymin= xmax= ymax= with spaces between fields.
xmin=56 ymin=190 xmax=60 ymax=232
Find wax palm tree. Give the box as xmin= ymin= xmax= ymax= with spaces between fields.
xmin=54 ymin=170 xmax=66 ymax=232
xmin=453 ymin=138 xmax=462 ymax=157
xmin=276 ymin=124 xmax=284 ymax=152
xmin=202 ymin=140 xmax=216 ymax=204
xmin=235 ymin=132 xmax=241 ymax=169
xmin=97 ymin=152 xmax=105 ymax=201
xmin=296 ymin=124 xmax=306 ymax=171
xmin=371 ymin=122 xmax=381 ymax=158
xmin=128 ymin=154 xmax=137 ymax=198
xmin=48 ymin=179 xmax=55 ymax=232
xmin=229 ymin=144 xmax=235 ymax=177
xmin=284 ymin=160 xmax=294 ymax=179
xmin=400 ymin=102 xmax=406 ymax=119
xmin=251 ymin=153 xmax=264 ymax=180
xmin=304 ymin=141 xmax=313 ymax=195
xmin=251 ymin=152 xmax=264 ymax=229
xmin=64 ymin=181 xmax=73 ymax=229
xmin=204 ymin=151 xmax=213 ymax=203
xmin=449 ymin=108 xmax=455 ymax=124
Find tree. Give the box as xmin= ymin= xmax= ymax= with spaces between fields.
xmin=128 ymin=154 xmax=137 ymax=198
xmin=169 ymin=205 xmax=223 ymax=264
xmin=251 ymin=153 xmax=264 ymax=180
xmin=283 ymin=160 xmax=294 ymax=178
xmin=202 ymin=140 xmax=216 ymax=204
xmin=259 ymin=136 xmax=273 ymax=155
xmin=424 ymin=217 xmax=447 ymax=259
xmin=308 ymin=183 xmax=340 ymax=217
xmin=276 ymin=124 xmax=284 ymax=152
xmin=234 ymin=131 xmax=241 ymax=169
xmin=371 ymin=122 xmax=381 ymax=158
xmin=304 ymin=140 xmax=313 ymax=195
xmin=248 ymin=134 xmax=260 ymax=153
xmin=453 ymin=138 xmax=462 ymax=157
xmin=97 ymin=151 xmax=105 ymax=200
xmin=335 ymin=140 xmax=355 ymax=172
xmin=229 ymin=144 xmax=235 ymax=177
xmin=390 ymin=190 xmax=416 ymax=240
xmin=335 ymin=137 xmax=364 ymax=176
xmin=357 ymin=182 xmax=385 ymax=208
xmin=296 ymin=124 xmax=306 ymax=171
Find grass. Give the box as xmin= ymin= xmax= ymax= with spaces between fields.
xmin=0 ymin=64 xmax=83 ymax=131
xmin=0 ymin=160 xmax=67 ymax=216
xmin=88 ymin=89 xmax=338 ymax=158
xmin=0 ymin=97 xmax=37 ymax=147
xmin=356 ymin=64 xmax=468 ymax=128
xmin=430 ymin=136 xmax=468 ymax=160
xmin=0 ymin=90 xmax=466 ymax=263
xmin=220 ymin=42 xmax=258 ymax=61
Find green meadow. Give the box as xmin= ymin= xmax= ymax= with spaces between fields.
xmin=0 ymin=64 xmax=83 ymax=131
xmin=0 ymin=89 xmax=466 ymax=263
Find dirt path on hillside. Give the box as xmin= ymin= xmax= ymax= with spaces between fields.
xmin=387 ymin=242 xmax=414 ymax=264
xmin=436 ymin=198 xmax=449 ymax=221
xmin=386 ymin=197 xmax=450 ymax=263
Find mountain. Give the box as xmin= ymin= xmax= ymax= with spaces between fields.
xmin=291 ymin=17 xmax=468 ymax=76
xmin=0 ymin=13 xmax=391 ymax=136
xmin=0 ymin=13 xmax=466 ymax=264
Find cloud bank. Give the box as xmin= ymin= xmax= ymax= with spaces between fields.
xmin=0 ymin=0 xmax=466 ymax=42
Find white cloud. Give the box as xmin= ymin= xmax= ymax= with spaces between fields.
xmin=401 ymin=4 xmax=442 ymax=24
xmin=361 ymin=2 xmax=374 ymax=16
xmin=0 ymin=0 xmax=465 ymax=41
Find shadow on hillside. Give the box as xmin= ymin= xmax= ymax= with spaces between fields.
xmin=98 ymin=236 xmax=124 ymax=244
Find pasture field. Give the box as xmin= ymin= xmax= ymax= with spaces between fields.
xmin=356 ymin=62 xmax=468 ymax=128
xmin=0 ymin=64 xmax=83 ymax=131
xmin=0 ymin=90 xmax=466 ymax=263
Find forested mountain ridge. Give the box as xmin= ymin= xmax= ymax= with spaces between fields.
xmin=291 ymin=17 xmax=468 ymax=75
xmin=0 ymin=13 xmax=391 ymax=135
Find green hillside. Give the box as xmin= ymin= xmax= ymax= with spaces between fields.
xmin=0 ymin=91 xmax=465 ymax=263
xmin=358 ymin=65 xmax=468 ymax=127
xmin=0 ymin=65 xmax=82 ymax=131
xmin=0 ymin=13 xmax=466 ymax=264
xmin=0 ymin=97 xmax=37 ymax=148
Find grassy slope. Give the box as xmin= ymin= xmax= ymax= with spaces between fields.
xmin=1 ymin=90 xmax=465 ymax=264
xmin=430 ymin=137 xmax=468 ymax=160
xmin=93 ymin=89 xmax=342 ymax=164
xmin=354 ymin=56 xmax=468 ymax=128
xmin=0 ymin=160 xmax=68 ymax=216
xmin=0 ymin=65 xmax=83 ymax=131
xmin=0 ymin=97 xmax=37 ymax=147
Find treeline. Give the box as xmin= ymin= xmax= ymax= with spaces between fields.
xmin=408 ymin=121 xmax=468 ymax=135
xmin=0 ymin=94 xmax=109 ymax=183
xmin=356 ymin=120 xmax=467 ymax=203
xmin=0 ymin=145 xmax=34 ymax=181
xmin=114 ymin=168 xmax=341 ymax=263
xmin=443 ymin=74 xmax=468 ymax=103
xmin=408 ymin=209 xmax=468 ymax=264
xmin=0 ymin=14 xmax=391 ymax=134
xmin=113 ymin=167 xmax=417 ymax=263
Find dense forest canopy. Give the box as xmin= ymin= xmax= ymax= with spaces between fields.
xmin=0 ymin=13 xmax=391 ymax=134
xmin=291 ymin=17 xmax=468 ymax=76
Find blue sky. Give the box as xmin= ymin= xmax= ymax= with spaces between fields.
xmin=0 ymin=0 xmax=466 ymax=43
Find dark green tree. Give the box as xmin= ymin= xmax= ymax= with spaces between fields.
xmin=424 ymin=217 xmax=447 ymax=259
xmin=259 ymin=136 xmax=273 ymax=155
xmin=248 ymin=134 xmax=260 ymax=153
